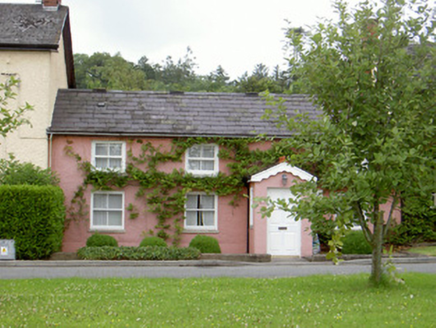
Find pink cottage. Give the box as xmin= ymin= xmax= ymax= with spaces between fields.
xmin=48 ymin=90 xmax=319 ymax=256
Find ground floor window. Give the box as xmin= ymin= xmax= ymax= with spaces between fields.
xmin=91 ymin=192 xmax=124 ymax=230
xmin=185 ymin=193 xmax=217 ymax=230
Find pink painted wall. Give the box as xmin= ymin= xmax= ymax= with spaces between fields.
xmin=50 ymin=136 xmax=248 ymax=253
xmin=249 ymin=172 xmax=313 ymax=257
xmin=50 ymin=135 xmax=400 ymax=256
xmin=322 ymin=190 xmax=402 ymax=228
xmin=380 ymin=201 xmax=402 ymax=225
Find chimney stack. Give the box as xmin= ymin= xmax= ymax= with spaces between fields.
xmin=42 ymin=0 xmax=61 ymax=11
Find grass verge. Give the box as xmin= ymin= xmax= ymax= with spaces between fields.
xmin=407 ymin=246 xmax=436 ymax=256
xmin=0 ymin=273 xmax=435 ymax=327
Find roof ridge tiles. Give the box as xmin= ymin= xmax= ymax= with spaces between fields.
xmin=57 ymin=88 xmax=311 ymax=98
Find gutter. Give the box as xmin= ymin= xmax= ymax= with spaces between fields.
xmin=0 ymin=44 xmax=59 ymax=51
xmin=45 ymin=131 xmax=294 ymax=139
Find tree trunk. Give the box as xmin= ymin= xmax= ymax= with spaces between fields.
xmin=370 ymin=210 xmax=384 ymax=285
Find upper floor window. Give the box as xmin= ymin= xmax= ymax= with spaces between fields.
xmin=91 ymin=191 xmax=124 ymax=231
xmin=185 ymin=193 xmax=217 ymax=230
xmin=92 ymin=141 xmax=126 ymax=172
xmin=185 ymin=144 xmax=218 ymax=176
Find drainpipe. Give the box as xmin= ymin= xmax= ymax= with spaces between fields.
xmin=244 ymin=178 xmax=250 ymax=254
xmin=48 ymin=133 xmax=53 ymax=168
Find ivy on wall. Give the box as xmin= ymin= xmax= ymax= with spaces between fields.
xmin=64 ymin=137 xmax=291 ymax=244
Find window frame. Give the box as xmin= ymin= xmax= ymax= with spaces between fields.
xmin=185 ymin=144 xmax=219 ymax=177
xmin=91 ymin=141 xmax=126 ymax=172
xmin=90 ymin=191 xmax=125 ymax=231
xmin=184 ymin=192 xmax=218 ymax=231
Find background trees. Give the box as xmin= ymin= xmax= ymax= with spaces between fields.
xmin=74 ymin=52 xmax=146 ymax=90
xmin=263 ymin=0 xmax=436 ymax=285
xmin=73 ymin=49 xmax=290 ymax=93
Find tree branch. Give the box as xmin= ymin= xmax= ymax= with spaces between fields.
xmin=383 ymin=193 xmax=399 ymax=238
xmin=353 ymin=201 xmax=372 ymax=243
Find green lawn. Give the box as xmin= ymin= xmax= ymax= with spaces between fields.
xmin=1 ymin=273 xmax=435 ymax=327
xmin=407 ymin=246 xmax=436 ymax=256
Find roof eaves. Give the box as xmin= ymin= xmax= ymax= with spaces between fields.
xmin=61 ymin=9 xmax=75 ymax=88
xmin=46 ymin=130 xmax=293 ymax=139
xmin=0 ymin=43 xmax=59 ymax=50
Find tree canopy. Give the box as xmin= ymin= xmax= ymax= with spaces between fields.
xmin=263 ymin=0 xmax=436 ymax=285
xmin=73 ymin=48 xmax=290 ymax=93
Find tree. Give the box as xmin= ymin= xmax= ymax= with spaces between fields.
xmin=157 ymin=47 xmax=198 ymax=90
xmin=236 ymin=63 xmax=286 ymax=93
xmin=74 ymin=52 xmax=146 ymax=90
xmin=202 ymin=65 xmax=235 ymax=92
xmin=0 ymin=76 xmax=33 ymax=141
xmin=74 ymin=48 xmax=238 ymax=92
xmin=263 ymin=0 xmax=436 ymax=285
xmin=137 ymin=55 xmax=158 ymax=80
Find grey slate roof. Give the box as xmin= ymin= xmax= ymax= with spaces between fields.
xmin=0 ymin=4 xmax=68 ymax=49
xmin=49 ymin=89 xmax=320 ymax=138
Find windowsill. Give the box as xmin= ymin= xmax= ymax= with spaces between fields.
xmin=89 ymin=229 xmax=126 ymax=234
xmin=186 ymin=171 xmax=219 ymax=177
xmin=91 ymin=169 xmax=127 ymax=174
xmin=183 ymin=229 xmax=219 ymax=234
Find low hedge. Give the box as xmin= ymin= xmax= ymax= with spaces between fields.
xmin=86 ymin=233 xmax=118 ymax=247
xmin=77 ymin=246 xmax=201 ymax=260
xmin=342 ymin=230 xmax=372 ymax=254
xmin=139 ymin=236 xmax=167 ymax=247
xmin=0 ymin=185 xmax=65 ymax=259
xmin=189 ymin=235 xmax=221 ymax=253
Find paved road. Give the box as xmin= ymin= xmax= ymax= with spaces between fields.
xmin=1 ymin=260 xmax=435 ymax=279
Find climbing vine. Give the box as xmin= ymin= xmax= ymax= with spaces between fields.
xmin=65 ymin=136 xmax=292 ymax=245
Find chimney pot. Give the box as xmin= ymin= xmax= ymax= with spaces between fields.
xmin=42 ymin=0 xmax=61 ymax=10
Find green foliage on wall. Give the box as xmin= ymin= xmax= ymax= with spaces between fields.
xmin=66 ymin=137 xmax=290 ymax=244
xmin=0 ymin=76 xmax=33 ymax=140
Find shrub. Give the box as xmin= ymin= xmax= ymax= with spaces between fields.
xmin=387 ymin=212 xmax=436 ymax=245
xmin=77 ymin=246 xmax=201 ymax=260
xmin=0 ymin=157 xmax=59 ymax=186
xmin=139 ymin=236 xmax=167 ymax=247
xmin=310 ymin=218 xmax=336 ymax=251
xmin=0 ymin=185 xmax=65 ymax=259
xmin=86 ymin=233 xmax=118 ymax=247
xmin=341 ymin=230 xmax=372 ymax=254
xmin=386 ymin=194 xmax=436 ymax=245
xmin=189 ymin=235 xmax=221 ymax=253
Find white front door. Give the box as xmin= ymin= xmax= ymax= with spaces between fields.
xmin=267 ymin=188 xmax=301 ymax=256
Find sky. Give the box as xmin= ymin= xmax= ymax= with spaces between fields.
xmin=4 ymin=0 xmax=361 ymax=79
